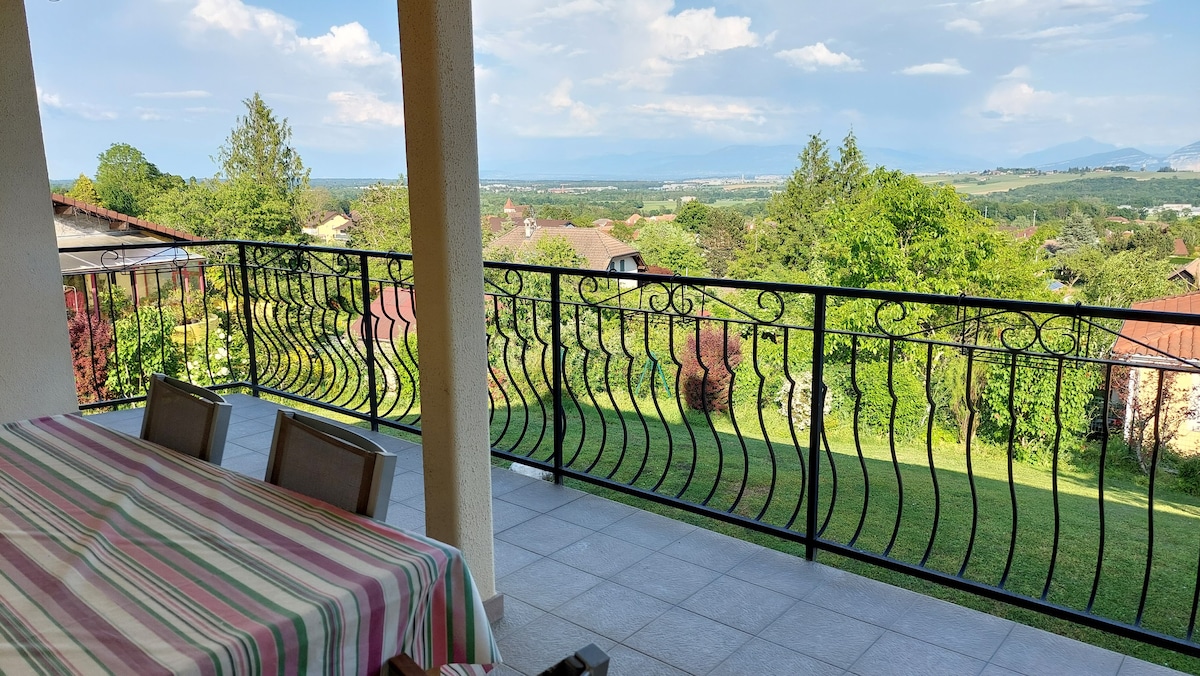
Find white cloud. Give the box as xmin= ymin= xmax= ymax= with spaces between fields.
xmin=36 ymin=87 xmax=118 ymax=120
xmin=648 ymin=8 xmax=759 ymax=61
xmin=325 ymin=91 xmax=404 ymax=127
xmin=531 ymin=0 xmax=606 ymax=21
xmin=1009 ymin=11 xmax=1145 ymax=40
xmin=297 ymin=22 xmax=397 ymax=68
xmin=980 ymin=81 xmax=1066 ymax=122
xmin=945 ymin=18 xmax=983 ymax=33
xmin=901 ymin=58 xmax=970 ymax=76
xmin=190 ymin=0 xmax=398 ymax=72
xmin=1001 ymin=65 xmax=1032 ymax=79
xmin=775 ymin=43 xmax=863 ymax=72
xmin=135 ymin=90 xmax=212 ymax=99
xmin=546 ymin=78 xmax=598 ymax=129
xmin=633 ymin=99 xmax=767 ymax=125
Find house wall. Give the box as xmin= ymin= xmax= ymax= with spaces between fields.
xmin=0 ymin=2 xmax=79 ymax=421
xmin=1124 ymin=367 xmax=1200 ymax=457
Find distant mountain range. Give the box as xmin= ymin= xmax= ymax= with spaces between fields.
xmin=477 ymin=137 xmax=1200 ymax=181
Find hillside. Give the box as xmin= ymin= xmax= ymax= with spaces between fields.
xmin=972 ymin=175 xmax=1200 ymax=206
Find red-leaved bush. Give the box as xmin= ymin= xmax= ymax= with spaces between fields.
xmin=680 ymin=327 xmax=742 ymax=412
xmin=68 ymin=310 xmax=113 ymax=404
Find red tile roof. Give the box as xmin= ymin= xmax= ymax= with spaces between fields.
xmin=1112 ymin=292 xmax=1200 ymax=361
xmin=351 ymin=287 xmax=416 ymax=343
xmin=486 ymin=224 xmax=644 ymax=272
xmin=52 ymin=194 xmax=202 ymax=242
xmin=1175 ymin=238 xmax=1190 ymax=256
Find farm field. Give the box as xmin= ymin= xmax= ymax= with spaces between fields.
xmin=922 ymin=170 xmax=1200 ymax=196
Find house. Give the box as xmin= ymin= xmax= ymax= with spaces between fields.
xmin=1170 ymin=259 xmax=1200 ymax=290
xmin=485 ymin=215 xmax=575 ymax=234
xmin=591 ymin=218 xmax=614 ymax=229
xmin=303 ymin=211 xmax=356 ymax=242
xmin=625 ymin=213 xmax=643 ymax=226
xmin=647 ymin=213 xmax=677 ymax=223
xmin=486 ymin=220 xmax=646 ymax=281
xmin=53 ymin=193 xmax=205 ymax=314
xmin=1111 ymin=292 xmax=1200 ymax=455
xmin=502 ymin=198 xmax=529 ymax=219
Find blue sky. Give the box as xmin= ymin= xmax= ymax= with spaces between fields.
xmin=25 ymin=0 xmax=1200 ymax=179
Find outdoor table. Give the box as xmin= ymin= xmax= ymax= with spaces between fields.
xmin=0 ymin=414 xmax=499 ymax=675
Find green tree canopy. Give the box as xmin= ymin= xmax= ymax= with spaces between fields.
xmin=675 ymin=201 xmax=710 ymax=233
xmin=216 ymin=93 xmax=310 ymax=203
xmin=525 ymin=235 xmax=585 ymax=268
xmin=635 ymin=221 xmax=709 ymax=277
xmin=350 ymin=181 xmax=411 ymax=252
xmin=1055 ymin=210 xmax=1097 ymax=256
xmin=93 ymin=143 xmax=177 ymax=217
xmin=65 ymin=173 xmax=101 ymax=205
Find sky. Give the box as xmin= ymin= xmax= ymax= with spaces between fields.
xmin=24 ymin=0 xmax=1200 ymax=179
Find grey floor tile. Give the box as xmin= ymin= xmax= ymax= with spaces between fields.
xmin=989 ymin=624 xmax=1124 ymax=676
xmin=500 ymin=481 xmax=586 ymax=512
xmin=489 ymin=664 xmax=526 ymax=676
xmin=494 ymin=539 xmax=543 ymax=579
xmin=726 ymin=548 xmax=843 ymax=599
xmin=220 ymin=452 xmax=267 ymax=479
xmin=496 ymin=514 xmax=593 ymax=556
xmin=601 ymin=510 xmax=697 ymax=550
xmin=889 ymin=593 xmax=1014 ymax=661
xmin=549 ymin=532 xmax=653 ymax=578
xmin=495 ymin=614 xmax=614 ymax=676
xmin=219 ymin=442 xmax=256 ymax=460
xmin=624 ymin=607 xmax=752 ymax=676
xmin=552 ymin=581 xmax=671 ymax=642
xmin=382 ymin=502 xmax=426 ymax=534
xmin=490 ymin=596 xmax=545 ymax=640
xmin=227 ymin=428 xmax=275 ymax=454
xmin=497 ymin=558 xmax=602 ymax=611
xmin=759 ymin=601 xmax=884 ymax=669
xmin=391 ymin=446 xmax=424 ymax=473
xmin=610 ymin=552 xmax=720 ymax=604
xmin=978 ymin=666 xmax=1023 ymax=676
xmin=660 ymin=527 xmax=759 ymax=573
xmin=679 ymin=575 xmax=797 ymax=634
xmin=708 ymin=637 xmax=844 ymax=676
xmin=849 ymin=631 xmax=985 ymax=676
xmin=491 ymin=466 xmax=540 ymax=496
xmin=1117 ymin=657 xmax=1189 ymax=676
xmin=605 ymin=645 xmax=689 ymax=676
xmin=492 ymin=499 xmax=540 ymax=533
xmin=389 ymin=471 xmax=426 ymax=502
xmin=802 ymin=570 xmax=920 ymax=627
xmin=547 ymin=494 xmax=638 ymax=530
xmin=226 ymin=417 xmax=273 ymax=439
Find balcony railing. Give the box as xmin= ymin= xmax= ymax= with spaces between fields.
xmin=61 ymin=239 xmax=1200 ymax=657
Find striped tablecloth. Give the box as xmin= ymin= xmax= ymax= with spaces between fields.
xmin=0 ymin=414 xmax=500 ymax=675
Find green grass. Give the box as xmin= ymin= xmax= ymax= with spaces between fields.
xmin=484 ymin=390 xmax=1200 ymax=672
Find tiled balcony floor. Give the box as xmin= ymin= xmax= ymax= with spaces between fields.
xmin=87 ymin=394 xmax=1185 ymax=676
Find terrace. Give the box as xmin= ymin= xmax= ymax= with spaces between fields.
xmin=4 ymin=0 xmax=1200 ymax=673
xmin=57 ymin=238 xmax=1200 ymax=674
xmin=87 ymin=395 xmax=1183 ymax=675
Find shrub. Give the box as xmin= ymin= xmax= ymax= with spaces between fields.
xmin=680 ymin=326 xmax=742 ymax=413
xmin=68 ymin=311 xmax=113 ymax=404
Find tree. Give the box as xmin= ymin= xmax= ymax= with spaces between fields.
xmin=1056 ymin=210 xmax=1097 ymax=256
xmin=68 ymin=310 xmax=113 ymax=403
xmin=1078 ymin=249 xmax=1177 ymax=308
xmin=832 ymin=129 xmax=868 ymax=200
xmin=94 ymin=143 xmax=173 ymax=216
xmin=143 ymin=178 xmax=298 ymax=242
xmin=65 ymin=174 xmax=101 ymax=205
xmin=699 ymin=207 xmax=745 ymax=278
xmin=216 ymin=93 xmax=310 ymax=205
xmin=634 ymin=221 xmax=709 ymax=276
xmin=105 ymin=305 xmax=182 ymax=398
xmin=525 ymin=235 xmax=585 ymax=268
xmin=350 ymin=181 xmax=412 ymax=252
xmin=680 ymin=327 xmax=742 ymax=413
xmin=676 ymin=201 xmax=710 ymax=233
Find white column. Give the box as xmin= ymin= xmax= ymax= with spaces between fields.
xmin=0 ymin=3 xmax=78 ymax=421
xmin=397 ymin=0 xmax=497 ymax=604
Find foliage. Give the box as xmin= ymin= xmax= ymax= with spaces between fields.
xmin=978 ymin=355 xmax=1099 ymax=463
xmin=144 ymin=178 xmax=299 ymax=242
xmin=105 ymin=305 xmax=182 ymax=398
xmin=680 ymin=327 xmax=742 ymax=413
xmin=675 ymin=201 xmax=710 ymax=232
xmin=67 ymin=311 xmax=113 ymax=404
xmin=1174 ymin=455 xmax=1200 ymax=496
xmin=698 ymin=207 xmax=745 ymax=278
xmin=65 ymin=174 xmax=101 ymax=205
xmin=525 ymin=235 xmax=585 ymax=268
xmin=835 ymin=360 xmax=927 ymax=437
xmin=1055 ymin=210 xmax=1097 ymax=256
xmin=776 ymin=371 xmax=829 ymax=431
xmin=94 ymin=143 xmax=178 ymax=217
xmin=216 ymin=92 xmax=310 ymax=203
xmin=350 ymin=181 xmax=411 ymax=252
xmin=1077 ymin=249 xmax=1177 ymax=308
xmin=635 ymin=221 xmax=708 ymax=276
xmin=1112 ymin=366 xmax=1188 ymax=473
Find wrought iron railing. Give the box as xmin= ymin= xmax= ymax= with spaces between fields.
xmin=61 ymin=239 xmax=1200 ymax=657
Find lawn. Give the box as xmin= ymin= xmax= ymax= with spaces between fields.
xmin=921 ymin=170 xmax=1200 ymax=196
xmin=487 ymin=391 xmax=1200 ymax=673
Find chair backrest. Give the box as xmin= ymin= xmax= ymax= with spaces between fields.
xmin=140 ymin=373 xmax=232 ymax=464
xmin=266 ymin=411 xmax=396 ymax=520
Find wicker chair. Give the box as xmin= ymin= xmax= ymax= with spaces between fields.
xmin=140 ymin=373 xmax=232 ymax=464
xmin=265 ymin=411 xmax=396 ymax=520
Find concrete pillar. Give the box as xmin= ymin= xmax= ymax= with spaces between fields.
xmin=0 ymin=3 xmax=79 ymax=422
xmin=396 ymin=0 xmax=498 ymax=606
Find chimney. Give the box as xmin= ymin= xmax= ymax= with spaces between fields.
xmin=524 ymin=217 xmax=535 ymax=238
